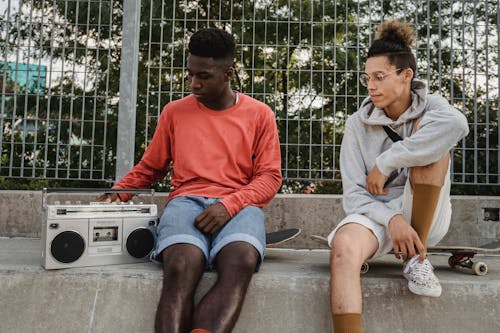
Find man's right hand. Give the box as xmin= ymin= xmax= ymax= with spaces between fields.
xmin=96 ymin=193 xmax=121 ymax=203
xmin=388 ymin=214 xmax=425 ymax=262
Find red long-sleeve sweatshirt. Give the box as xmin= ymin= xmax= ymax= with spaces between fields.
xmin=114 ymin=93 xmax=282 ymax=217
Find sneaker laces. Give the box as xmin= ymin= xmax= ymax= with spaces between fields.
xmin=403 ymin=256 xmax=438 ymax=284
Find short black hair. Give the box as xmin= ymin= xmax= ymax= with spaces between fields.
xmin=188 ymin=28 xmax=235 ymax=64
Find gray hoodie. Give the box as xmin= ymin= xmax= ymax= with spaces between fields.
xmin=340 ymin=78 xmax=469 ymax=227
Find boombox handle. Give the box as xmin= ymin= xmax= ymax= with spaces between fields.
xmin=42 ymin=188 xmax=155 ymax=209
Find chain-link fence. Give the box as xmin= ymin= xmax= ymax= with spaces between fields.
xmin=1 ymin=1 xmax=498 ymax=192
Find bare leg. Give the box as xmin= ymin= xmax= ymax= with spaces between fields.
xmin=155 ymin=244 xmax=205 ymax=333
xmin=330 ymin=223 xmax=378 ymax=332
xmin=409 ymin=116 xmax=450 ymax=249
xmin=410 ymin=153 xmax=449 ymax=248
xmin=192 ymin=241 xmax=259 ymax=333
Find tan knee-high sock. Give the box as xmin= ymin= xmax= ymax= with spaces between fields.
xmin=411 ymin=183 xmax=442 ymax=248
xmin=333 ymin=313 xmax=362 ymax=333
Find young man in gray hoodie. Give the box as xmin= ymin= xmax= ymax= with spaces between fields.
xmin=327 ymin=20 xmax=469 ymax=333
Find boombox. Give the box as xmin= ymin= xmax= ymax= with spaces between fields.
xmin=41 ymin=188 xmax=158 ymax=270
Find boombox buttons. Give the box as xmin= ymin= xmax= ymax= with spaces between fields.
xmin=41 ymin=189 xmax=158 ymax=270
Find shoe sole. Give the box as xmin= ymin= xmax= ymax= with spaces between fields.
xmin=407 ymin=282 xmax=442 ymax=297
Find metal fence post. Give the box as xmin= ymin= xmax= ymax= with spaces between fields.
xmin=115 ymin=0 xmax=141 ymax=182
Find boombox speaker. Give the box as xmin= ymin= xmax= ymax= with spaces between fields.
xmin=41 ymin=188 xmax=158 ymax=270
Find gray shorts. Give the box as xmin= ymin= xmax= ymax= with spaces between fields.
xmin=152 ymin=196 xmax=266 ymax=270
xmin=328 ymin=167 xmax=452 ymax=259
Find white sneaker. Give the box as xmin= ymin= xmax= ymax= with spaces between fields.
xmin=402 ymin=255 xmax=442 ymax=297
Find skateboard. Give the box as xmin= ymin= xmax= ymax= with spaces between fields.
xmin=425 ymin=245 xmax=499 ymax=276
xmin=310 ymin=235 xmax=500 ymax=276
xmin=266 ymin=228 xmax=301 ymax=247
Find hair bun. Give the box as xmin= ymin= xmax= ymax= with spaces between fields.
xmin=375 ymin=20 xmax=415 ymax=49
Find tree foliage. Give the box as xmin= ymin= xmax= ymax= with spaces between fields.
xmin=0 ymin=0 xmax=497 ymax=194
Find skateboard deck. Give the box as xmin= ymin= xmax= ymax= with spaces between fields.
xmin=266 ymin=228 xmax=301 ymax=247
xmin=310 ymin=235 xmax=500 ymax=276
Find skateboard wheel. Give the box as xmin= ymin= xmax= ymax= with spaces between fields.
xmin=472 ymin=262 xmax=488 ymax=276
xmin=360 ymin=262 xmax=369 ymax=274
xmin=448 ymin=256 xmax=458 ymax=268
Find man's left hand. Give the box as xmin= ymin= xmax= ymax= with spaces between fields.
xmin=194 ymin=202 xmax=231 ymax=234
xmin=366 ymin=165 xmax=389 ymax=196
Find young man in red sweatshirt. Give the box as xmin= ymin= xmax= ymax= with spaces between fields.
xmin=100 ymin=28 xmax=282 ymax=333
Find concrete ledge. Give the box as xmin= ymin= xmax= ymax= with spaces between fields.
xmin=1 ymin=191 xmax=500 ymax=247
xmin=1 ymin=238 xmax=500 ymax=332
xmin=2 ymin=191 xmax=499 ymax=332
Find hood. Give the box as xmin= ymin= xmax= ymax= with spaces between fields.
xmin=358 ymin=78 xmax=428 ymax=126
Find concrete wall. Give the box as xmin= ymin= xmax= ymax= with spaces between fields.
xmin=1 ymin=191 xmax=500 ymax=332
xmin=1 ymin=191 xmax=499 ymax=247
xmin=2 ymin=239 xmax=500 ymax=333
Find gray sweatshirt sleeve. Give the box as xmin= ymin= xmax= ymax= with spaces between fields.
xmin=376 ymin=96 xmax=469 ymax=176
xmin=341 ymin=119 xmax=400 ymax=226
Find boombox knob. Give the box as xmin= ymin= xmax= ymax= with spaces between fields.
xmin=126 ymin=228 xmax=155 ymax=258
xmin=51 ymin=231 xmax=85 ymax=263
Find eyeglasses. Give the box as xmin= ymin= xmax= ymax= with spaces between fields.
xmin=359 ymin=68 xmax=402 ymax=87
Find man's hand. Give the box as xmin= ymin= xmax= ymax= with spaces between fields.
xmin=97 ymin=193 xmax=121 ymax=203
xmin=366 ymin=165 xmax=389 ymax=196
xmin=388 ymin=215 xmax=426 ymax=262
xmin=195 ymin=202 xmax=231 ymax=235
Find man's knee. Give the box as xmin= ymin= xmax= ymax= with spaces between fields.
xmin=217 ymin=242 xmax=259 ymax=274
xmin=331 ymin=232 xmax=360 ymax=267
xmin=162 ymin=244 xmax=205 ymax=278
xmin=330 ymin=224 xmax=377 ymax=267
xmin=410 ymin=153 xmax=450 ymax=186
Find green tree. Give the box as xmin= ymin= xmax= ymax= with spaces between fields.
xmin=0 ymin=0 xmax=497 ymax=194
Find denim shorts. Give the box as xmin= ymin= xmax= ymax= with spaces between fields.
xmin=152 ymin=196 xmax=266 ymax=270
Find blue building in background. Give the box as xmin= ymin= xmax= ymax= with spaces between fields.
xmin=1 ymin=62 xmax=46 ymax=94
xmin=1 ymin=62 xmax=48 ymax=134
